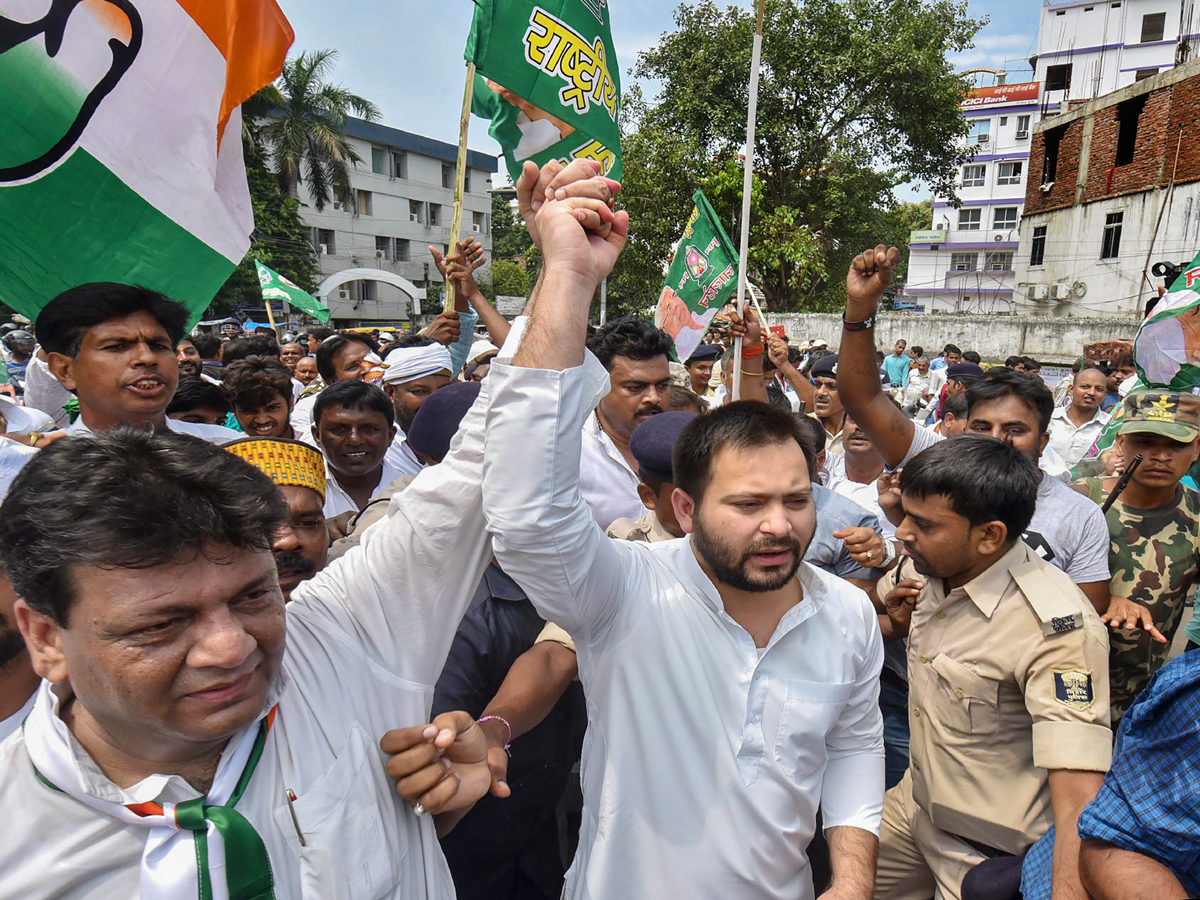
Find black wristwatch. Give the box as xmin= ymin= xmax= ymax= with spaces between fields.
xmin=842 ymin=312 xmax=876 ymax=332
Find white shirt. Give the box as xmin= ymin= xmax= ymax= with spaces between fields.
xmin=292 ymin=377 xmax=305 ymax=400
xmin=0 ymin=689 xmax=36 ymax=743
xmin=824 ymin=455 xmax=897 ymax=541
xmin=482 ymin=354 xmax=885 ymax=900
xmin=68 ymin=415 xmax=241 ymax=445
xmin=22 ymin=350 xmax=73 ymax=427
xmin=903 ymin=372 xmax=931 ymax=407
xmin=0 ymin=395 xmax=55 ymax=435
xmin=1047 ymin=406 xmax=1111 ymax=468
xmin=0 ymin=440 xmax=38 ymax=502
xmin=0 ymin=361 xmax=497 ymax=900
xmin=291 ymin=392 xmax=319 ymax=444
xmin=384 ymin=426 xmax=424 ymax=476
xmin=322 ymin=454 xmax=408 ymax=518
xmin=579 ymin=411 xmax=646 ymax=530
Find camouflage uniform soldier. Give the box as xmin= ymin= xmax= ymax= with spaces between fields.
xmin=1074 ymin=389 xmax=1200 ymax=722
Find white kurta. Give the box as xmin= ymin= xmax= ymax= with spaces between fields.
xmin=482 ymin=353 xmax=885 ymax=900
xmin=68 ymin=415 xmax=241 ymax=446
xmin=0 ymin=370 xmax=497 ymax=900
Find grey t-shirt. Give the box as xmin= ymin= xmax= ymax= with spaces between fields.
xmin=898 ymin=426 xmax=1111 ymax=584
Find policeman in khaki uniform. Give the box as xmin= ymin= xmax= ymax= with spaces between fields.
xmin=875 ymin=435 xmax=1111 ymax=900
xmin=606 ymin=411 xmax=694 ymax=543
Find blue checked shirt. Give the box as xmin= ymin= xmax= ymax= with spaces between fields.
xmin=1021 ymin=650 xmax=1200 ymax=900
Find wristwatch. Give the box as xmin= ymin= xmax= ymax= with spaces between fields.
xmin=842 ymin=312 xmax=876 ymax=331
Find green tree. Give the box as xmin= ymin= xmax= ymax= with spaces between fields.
xmin=259 ymin=49 xmax=380 ymax=211
xmin=617 ymin=0 xmax=982 ymax=312
xmin=491 ymin=259 xmax=531 ymax=297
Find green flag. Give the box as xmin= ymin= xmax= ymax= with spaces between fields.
xmin=466 ymin=0 xmax=621 ymax=183
xmin=655 ymin=190 xmax=740 ymax=363
xmin=1133 ymin=249 xmax=1200 ymax=390
xmin=255 ymin=261 xmax=330 ymax=323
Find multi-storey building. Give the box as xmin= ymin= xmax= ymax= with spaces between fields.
xmin=295 ymin=117 xmax=498 ymax=326
xmin=906 ymin=79 xmax=1042 ymax=313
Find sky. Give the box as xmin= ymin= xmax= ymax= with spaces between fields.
xmin=281 ymin=0 xmax=1046 ymax=190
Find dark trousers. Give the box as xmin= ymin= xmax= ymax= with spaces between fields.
xmin=880 ymin=669 xmax=911 ymax=789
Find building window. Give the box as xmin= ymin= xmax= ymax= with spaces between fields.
xmin=1016 ymin=115 xmax=1031 ymax=138
xmin=1042 ymin=125 xmax=1065 ymax=185
xmin=356 ymin=190 xmax=373 ymax=216
xmin=464 ymin=170 xmax=472 ymax=194
xmin=392 ymin=151 xmax=407 ymax=179
xmin=394 ymin=238 xmax=410 ymax=261
xmin=997 ymin=161 xmax=1024 ymax=185
xmin=1135 ymin=68 xmax=1159 ymax=81
xmin=371 ymin=147 xmax=385 ymax=175
xmin=375 ymin=235 xmax=391 ymax=260
xmin=1140 ymin=11 xmax=1166 ymax=42
xmin=958 ymin=209 xmax=982 ymax=230
xmin=442 ymin=164 xmax=454 ymax=189
xmin=1030 ymin=226 xmax=1047 ymax=266
xmin=993 ymin=206 xmax=1019 ymax=229
xmin=985 ymin=251 xmax=1015 ymax=271
xmin=409 ymin=199 xmax=422 ymax=224
xmin=429 ymin=204 xmax=440 ymax=227
xmin=360 ymin=280 xmax=376 ymax=302
xmin=315 ymin=228 xmax=335 ymax=255
xmin=962 ymin=164 xmax=986 ymax=187
xmin=1116 ymin=95 xmax=1147 ymax=166
xmin=471 ymin=210 xmax=486 ymax=234
xmin=968 ymin=120 xmax=991 ymax=144
xmin=1101 ymin=212 xmax=1123 ymax=258
xmin=950 ymin=252 xmax=978 ymax=271
xmin=1046 ymin=63 xmax=1073 ymax=92
xmin=999 ymin=116 xmax=1009 ymax=126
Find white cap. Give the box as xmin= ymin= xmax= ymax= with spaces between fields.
xmin=0 ymin=395 xmax=54 ymax=435
xmin=812 ymin=339 xmax=829 ymax=349
xmin=468 ymin=339 xmax=499 ymax=364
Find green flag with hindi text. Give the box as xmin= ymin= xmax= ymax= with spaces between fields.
xmin=466 ymin=0 xmax=621 ymax=183
xmin=256 ymin=261 xmax=330 ymax=323
xmin=655 ymin=190 xmax=739 ymax=363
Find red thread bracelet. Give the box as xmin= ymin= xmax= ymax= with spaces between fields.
xmin=741 ymin=343 xmax=764 ymax=360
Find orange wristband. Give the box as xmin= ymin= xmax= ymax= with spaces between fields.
xmin=741 ymin=343 xmax=764 ymax=360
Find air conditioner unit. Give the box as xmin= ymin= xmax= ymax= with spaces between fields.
xmin=1053 ymin=283 xmax=1072 ymax=301
xmin=410 ymin=213 xmax=420 ymax=223
xmin=471 ymin=223 xmax=481 ymax=233
xmin=375 ymin=249 xmax=387 ymax=259
xmin=976 ymin=137 xmax=990 ymax=147
xmin=1027 ymin=284 xmax=1050 ymax=301
xmin=993 ymin=233 xmax=1005 ymax=242
xmin=337 ymin=289 xmax=350 ymax=301
xmin=1016 ymin=130 xmax=1029 ymax=139
xmin=319 ymin=243 xmax=329 ymax=255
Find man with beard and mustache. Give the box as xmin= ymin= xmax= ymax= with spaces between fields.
xmin=381 ymin=339 xmax=457 ymax=475
xmin=413 ymin=184 xmax=884 ymax=900
xmin=224 ymin=438 xmax=329 ymax=602
xmin=579 ymin=316 xmax=674 ymax=529
xmin=176 ymin=336 xmax=203 ymax=378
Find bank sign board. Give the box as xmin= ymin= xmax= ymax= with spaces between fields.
xmin=960 ymin=82 xmax=1040 ymax=109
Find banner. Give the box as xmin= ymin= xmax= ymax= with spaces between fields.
xmin=256 ymin=261 xmax=329 ymax=322
xmin=1133 ymin=249 xmax=1200 ymax=391
xmin=0 ymin=0 xmax=293 ymax=324
xmin=655 ymin=190 xmax=740 ymax=363
xmin=466 ymin=0 xmax=620 ymax=182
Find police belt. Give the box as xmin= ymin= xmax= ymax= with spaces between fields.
xmin=949 ymin=833 xmax=1012 ymax=860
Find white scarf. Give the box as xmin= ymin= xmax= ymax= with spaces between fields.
xmin=383 ymin=344 xmax=454 ymax=384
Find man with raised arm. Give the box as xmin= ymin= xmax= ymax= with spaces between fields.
xmin=835 ymin=247 xmax=1112 ymax=615
xmin=474 ymin=167 xmax=885 ymax=900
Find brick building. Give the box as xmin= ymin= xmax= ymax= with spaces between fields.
xmin=1015 ymin=58 xmax=1200 ymax=315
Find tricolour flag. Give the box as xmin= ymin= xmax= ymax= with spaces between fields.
xmin=0 ymin=0 xmax=293 ymax=323
xmin=655 ymin=190 xmax=740 ymax=363
xmin=466 ymin=0 xmax=620 ymax=183
xmin=1133 ymin=248 xmax=1200 ymax=390
xmin=256 ymin=260 xmax=329 ymax=323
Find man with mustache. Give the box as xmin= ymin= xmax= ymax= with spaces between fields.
xmin=36 ymin=283 xmax=239 ymax=445
xmin=224 ymin=438 xmax=329 ymax=602
xmin=579 ymin=316 xmax=674 ymax=529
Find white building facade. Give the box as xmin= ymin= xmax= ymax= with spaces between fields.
xmin=907 ymin=81 xmax=1042 ymax=314
xmin=296 ymin=118 xmax=498 ymax=326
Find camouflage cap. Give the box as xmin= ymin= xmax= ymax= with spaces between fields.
xmin=1118 ymin=389 xmax=1200 ymax=442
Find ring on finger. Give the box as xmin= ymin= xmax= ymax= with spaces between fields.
xmin=413 ymin=801 xmax=426 ymax=817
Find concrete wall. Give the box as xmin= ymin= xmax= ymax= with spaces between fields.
xmin=761 ymin=312 xmax=1141 ymax=364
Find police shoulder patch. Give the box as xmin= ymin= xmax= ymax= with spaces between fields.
xmin=1054 ymin=670 xmax=1095 ymax=710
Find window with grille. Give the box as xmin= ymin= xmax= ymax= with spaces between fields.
xmin=950 ymin=252 xmax=979 ymax=271
xmin=993 ymin=207 xmax=1019 ymax=229
xmin=962 ymin=165 xmax=986 ymax=187
xmin=1101 ymin=212 xmax=1123 ymax=258
xmin=958 ymin=209 xmax=982 ymax=230
xmin=1030 ymin=226 xmax=1047 ymax=266
xmin=1140 ymin=12 xmax=1166 ymax=42
xmin=998 ymin=162 xmax=1023 ymax=185
xmin=985 ymin=251 xmax=1014 ymax=271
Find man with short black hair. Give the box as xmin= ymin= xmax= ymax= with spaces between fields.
xmin=221 ymin=334 xmax=281 ymax=365
xmin=37 ymin=283 xmax=238 ymax=444
xmin=223 ymin=357 xmax=296 ymax=439
xmin=305 ymin=325 xmax=334 ymax=354
xmin=290 ymin=332 xmax=376 ymax=439
xmin=176 ymin=336 xmax=203 ymax=378
xmin=882 ymin=339 xmax=910 ymax=389
xmin=166 ymin=377 xmax=232 ymax=427
xmin=312 ymin=380 xmax=401 ymax=517
xmin=580 ymin=315 xmax=674 ymax=529
xmin=1048 ymin=367 xmax=1110 ymax=467
xmin=876 ymin=435 xmax=1111 ymax=900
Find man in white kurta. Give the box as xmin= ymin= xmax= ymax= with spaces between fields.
xmin=0 ymin=368 xmax=499 ymax=899
xmin=480 ymin=182 xmax=885 ymax=900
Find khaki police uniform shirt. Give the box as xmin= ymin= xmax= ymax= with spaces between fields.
xmin=606 ymin=510 xmax=677 ymax=543
xmin=906 ymin=540 xmax=1112 ymax=855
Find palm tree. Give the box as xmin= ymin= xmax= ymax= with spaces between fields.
xmin=258 ymin=49 xmax=380 ymax=212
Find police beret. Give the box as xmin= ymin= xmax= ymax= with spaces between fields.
xmin=629 ymin=411 xmax=698 ymax=484
xmin=946 ymin=362 xmax=984 ymax=382
xmin=407 ymin=381 xmax=482 ymax=462
xmin=685 ymin=344 xmax=721 ymax=364
xmin=810 ymin=354 xmax=839 ymax=379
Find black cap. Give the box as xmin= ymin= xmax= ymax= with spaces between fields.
xmin=629 ymin=411 xmax=698 ymax=483
xmin=685 ymin=344 xmax=720 ymax=364
xmin=810 ymin=354 xmax=839 ymax=379
xmin=407 ymin=381 xmax=482 ymax=462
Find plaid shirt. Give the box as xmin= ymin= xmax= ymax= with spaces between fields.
xmin=1021 ymin=650 xmax=1200 ymax=900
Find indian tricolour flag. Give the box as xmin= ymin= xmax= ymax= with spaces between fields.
xmin=0 ymin=0 xmax=293 ymax=323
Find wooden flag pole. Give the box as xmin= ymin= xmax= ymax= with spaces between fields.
xmin=263 ymin=299 xmax=278 ymax=334
xmin=730 ymin=0 xmax=765 ymax=402
xmin=445 ymin=61 xmax=477 ymax=313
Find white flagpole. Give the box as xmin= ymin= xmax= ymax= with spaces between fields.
xmin=730 ymin=0 xmax=765 ymax=402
